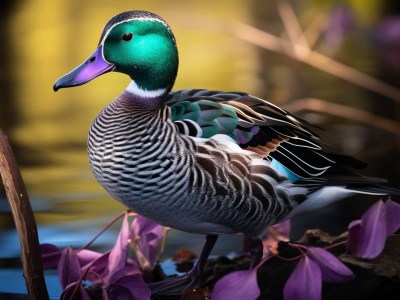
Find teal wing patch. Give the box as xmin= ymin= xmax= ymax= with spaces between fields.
xmin=170 ymin=100 xmax=241 ymax=140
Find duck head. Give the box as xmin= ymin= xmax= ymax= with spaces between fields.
xmin=53 ymin=11 xmax=179 ymax=99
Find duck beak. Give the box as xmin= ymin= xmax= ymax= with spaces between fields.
xmin=53 ymin=45 xmax=114 ymax=91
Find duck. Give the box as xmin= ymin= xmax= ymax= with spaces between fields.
xmin=53 ymin=10 xmax=397 ymax=295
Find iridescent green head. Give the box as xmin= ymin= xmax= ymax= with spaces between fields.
xmin=54 ymin=11 xmax=179 ymax=98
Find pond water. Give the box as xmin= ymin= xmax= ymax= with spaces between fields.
xmin=1 ymin=0 xmax=400 ymax=298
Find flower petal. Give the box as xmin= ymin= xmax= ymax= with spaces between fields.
xmin=40 ymin=243 xmax=62 ymax=269
xmin=211 ymin=269 xmax=260 ymax=300
xmin=385 ymin=199 xmax=400 ymax=235
xmin=84 ymin=251 xmax=111 ymax=282
xmin=346 ymin=220 xmax=362 ymax=255
xmin=108 ymin=212 xmax=130 ymax=277
xmin=60 ymin=282 xmax=91 ymax=300
xmin=283 ymin=256 xmax=322 ymax=300
xmin=76 ymin=249 xmax=103 ymax=268
xmin=307 ymin=247 xmax=354 ymax=283
xmin=358 ymin=200 xmax=387 ymax=259
xmin=108 ymin=266 xmax=142 ymax=283
xmin=40 ymin=243 xmax=61 ymax=254
xmin=107 ymin=272 xmax=151 ymax=300
xmin=57 ymin=247 xmax=82 ymax=289
xmin=130 ymin=215 xmax=164 ymax=269
xmin=271 ymin=219 xmax=291 ymax=240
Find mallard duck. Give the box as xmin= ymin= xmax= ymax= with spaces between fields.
xmin=54 ymin=10 xmax=396 ymax=294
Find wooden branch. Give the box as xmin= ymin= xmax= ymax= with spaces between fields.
xmin=0 ymin=130 xmax=49 ymax=300
xmin=277 ymin=0 xmax=310 ymax=57
xmin=301 ymin=13 xmax=326 ymax=50
xmin=283 ymin=98 xmax=400 ymax=134
xmin=230 ymin=21 xmax=400 ymax=103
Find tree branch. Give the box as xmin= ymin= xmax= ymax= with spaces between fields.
xmin=0 ymin=130 xmax=49 ymax=300
xmin=230 ymin=21 xmax=400 ymax=103
xmin=283 ymin=98 xmax=400 ymax=134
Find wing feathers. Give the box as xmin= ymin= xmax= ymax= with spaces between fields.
xmin=167 ymin=90 xmax=353 ymax=184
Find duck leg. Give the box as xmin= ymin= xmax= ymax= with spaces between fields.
xmin=249 ymin=238 xmax=263 ymax=268
xmin=149 ymin=234 xmax=218 ymax=295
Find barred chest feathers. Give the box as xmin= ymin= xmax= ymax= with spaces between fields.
xmin=87 ymin=96 xmax=236 ymax=234
xmin=87 ymin=94 xmax=291 ymax=236
xmin=88 ymin=95 xmax=191 ymax=210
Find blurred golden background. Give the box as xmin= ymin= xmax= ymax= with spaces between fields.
xmin=1 ymin=0 xmax=400 ymax=255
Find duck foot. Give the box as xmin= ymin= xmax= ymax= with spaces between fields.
xmin=148 ymin=234 xmax=218 ymax=295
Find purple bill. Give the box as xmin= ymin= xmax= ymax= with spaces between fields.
xmin=53 ymin=45 xmax=114 ymax=91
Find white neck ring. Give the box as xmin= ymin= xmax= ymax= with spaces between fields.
xmin=126 ymin=80 xmax=167 ymax=98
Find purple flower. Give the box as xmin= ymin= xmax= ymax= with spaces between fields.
xmin=211 ymin=269 xmax=260 ymax=300
xmin=130 ymin=215 xmax=165 ymax=271
xmin=306 ymin=247 xmax=354 ymax=283
xmin=61 ymin=283 xmax=91 ymax=300
xmin=347 ymin=199 xmax=400 ymax=259
xmin=323 ymin=4 xmax=356 ymax=53
xmin=41 ymin=243 xmax=62 ymax=269
xmin=91 ymin=214 xmax=151 ymax=299
xmin=59 ymin=264 xmax=149 ymax=300
xmin=58 ymin=247 xmax=81 ymax=289
xmin=41 ymin=243 xmax=102 ymax=271
xmin=107 ymin=213 xmax=131 ymax=277
xmin=284 ymin=255 xmax=322 ymax=300
xmin=57 ymin=247 xmax=91 ymax=300
xmin=41 ymin=212 xmax=154 ymax=299
xmin=102 ymin=267 xmax=150 ymax=300
xmin=284 ymin=246 xmax=354 ymax=300
xmin=212 ymin=217 xmax=353 ymax=300
xmin=211 ymin=221 xmax=291 ymax=300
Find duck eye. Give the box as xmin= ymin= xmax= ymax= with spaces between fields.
xmin=122 ymin=32 xmax=133 ymax=41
